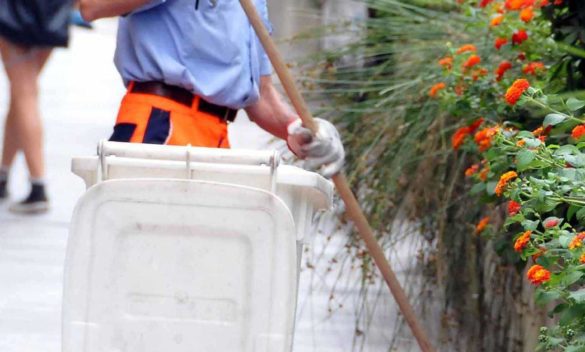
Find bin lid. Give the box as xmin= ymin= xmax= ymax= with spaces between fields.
xmin=63 ymin=179 xmax=298 ymax=352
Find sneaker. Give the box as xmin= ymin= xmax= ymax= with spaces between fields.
xmin=9 ymin=184 xmax=49 ymax=214
xmin=0 ymin=179 xmax=7 ymax=200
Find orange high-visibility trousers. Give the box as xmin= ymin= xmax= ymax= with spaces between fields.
xmin=109 ymin=89 xmax=231 ymax=148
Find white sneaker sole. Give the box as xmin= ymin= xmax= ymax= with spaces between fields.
xmin=9 ymin=201 xmax=50 ymax=214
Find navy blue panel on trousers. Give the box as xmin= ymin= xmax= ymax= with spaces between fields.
xmin=143 ymin=108 xmax=171 ymax=144
xmin=109 ymin=123 xmax=137 ymax=143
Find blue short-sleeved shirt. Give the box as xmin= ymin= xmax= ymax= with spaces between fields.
xmin=114 ymin=0 xmax=273 ymax=109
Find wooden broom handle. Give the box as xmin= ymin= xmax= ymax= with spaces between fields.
xmin=238 ymin=1 xmax=436 ymax=351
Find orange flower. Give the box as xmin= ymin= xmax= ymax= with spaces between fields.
xmin=569 ymin=232 xmax=585 ymax=250
xmin=506 ymin=0 xmax=535 ymax=9
xmin=495 ymin=171 xmax=518 ymax=196
xmin=479 ymin=166 xmax=490 ymax=181
xmin=526 ymin=264 xmax=551 ymax=285
xmin=580 ymin=253 xmax=585 ymax=264
xmin=571 ymin=125 xmax=585 ymax=140
xmin=516 ymin=139 xmax=526 ymax=147
xmin=532 ymin=247 xmax=546 ymax=261
xmin=508 ymin=200 xmax=521 ymax=216
xmin=474 ymin=126 xmax=499 ymax=151
xmin=455 ymin=84 xmax=466 ymax=96
xmin=476 ymin=216 xmax=490 ymax=234
xmin=505 ymin=79 xmax=530 ymax=105
xmin=512 ymin=30 xmax=529 ymax=45
xmin=490 ymin=14 xmax=504 ymax=27
xmin=520 ymin=7 xmax=535 ymax=22
xmin=514 ymin=230 xmax=532 ymax=252
xmin=532 ymin=127 xmax=545 ymax=137
xmin=463 ymin=55 xmax=481 ymax=69
xmin=429 ymin=82 xmax=446 ymax=97
xmin=456 ymin=44 xmax=477 ymax=54
xmin=465 ymin=164 xmax=480 ymax=177
xmin=496 ymin=61 xmax=513 ymax=81
xmin=495 ymin=37 xmax=508 ymax=50
xmin=452 ymin=127 xmax=471 ymax=150
xmin=523 ymin=62 xmax=545 ymax=75
xmin=438 ymin=56 xmax=453 ymax=69
xmin=472 ymin=68 xmax=489 ymax=81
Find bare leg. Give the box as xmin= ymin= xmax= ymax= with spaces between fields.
xmin=0 ymin=40 xmax=52 ymax=179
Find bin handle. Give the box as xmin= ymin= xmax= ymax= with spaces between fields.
xmin=269 ymin=150 xmax=280 ymax=193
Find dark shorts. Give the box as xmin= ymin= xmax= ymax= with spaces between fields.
xmin=0 ymin=0 xmax=74 ymax=48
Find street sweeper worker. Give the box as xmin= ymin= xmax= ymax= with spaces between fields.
xmin=80 ymin=0 xmax=345 ymax=177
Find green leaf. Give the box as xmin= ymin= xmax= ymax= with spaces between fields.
xmin=560 ymin=303 xmax=585 ymax=326
xmin=577 ymin=207 xmax=585 ymax=225
xmin=565 ymin=346 xmax=585 ymax=352
xmin=560 ymin=234 xmax=572 ymax=248
xmin=522 ymin=219 xmax=540 ymax=231
xmin=569 ymin=288 xmax=585 ymax=303
xmin=535 ymin=290 xmax=561 ymax=306
xmin=543 ymin=113 xmax=568 ymax=127
xmin=567 ymin=97 xmax=585 ymax=111
xmin=561 ymin=271 xmax=584 ymax=287
xmin=565 ymin=154 xmax=585 ymax=168
xmin=486 ymin=181 xmax=497 ymax=196
xmin=568 ymin=204 xmax=580 ymax=221
xmin=516 ymin=150 xmax=536 ymax=172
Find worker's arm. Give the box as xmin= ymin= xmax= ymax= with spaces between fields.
xmin=80 ymin=0 xmax=163 ymax=21
xmin=246 ymin=76 xmax=345 ymax=178
xmin=245 ymin=76 xmax=296 ymax=140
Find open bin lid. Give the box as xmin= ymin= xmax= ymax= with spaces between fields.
xmin=63 ymin=179 xmax=298 ymax=352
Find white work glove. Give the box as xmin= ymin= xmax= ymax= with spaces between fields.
xmin=287 ymin=118 xmax=345 ymax=178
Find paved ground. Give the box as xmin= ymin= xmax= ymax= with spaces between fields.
xmin=0 ymin=20 xmax=420 ymax=352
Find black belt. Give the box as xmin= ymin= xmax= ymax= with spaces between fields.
xmin=130 ymin=81 xmax=238 ymax=122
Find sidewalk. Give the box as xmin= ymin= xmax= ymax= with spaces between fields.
xmin=0 ymin=21 xmax=411 ymax=352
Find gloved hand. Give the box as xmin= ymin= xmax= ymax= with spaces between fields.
xmin=287 ymin=118 xmax=345 ymax=178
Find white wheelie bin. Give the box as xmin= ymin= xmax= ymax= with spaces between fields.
xmin=63 ymin=141 xmax=333 ymax=352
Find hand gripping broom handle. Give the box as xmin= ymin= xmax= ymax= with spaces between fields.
xmin=238 ymin=1 xmax=436 ymax=351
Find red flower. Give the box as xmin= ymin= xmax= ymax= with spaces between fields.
xmin=505 ymin=79 xmax=530 ymax=105
xmin=465 ymin=164 xmax=480 ymax=177
xmin=527 ymin=265 xmax=551 ymax=285
xmin=508 ymin=200 xmax=521 ymax=216
xmin=506 ymin=0 xmax=535 ymax=9
xmin=520 ymin=7 xmax=535 ymax=22
xmin=438 ymin=57 xmax=453 ymax=70
xmin=554 ymin=0 xmax=563 ymax=4
xmin=496 ymin=61 xmax=513 ymax=81
xmin=495 ymin=37 xmax=508 ymax=50
xmin=512 ymin=30 xmax=529 ymax=45
xmin=456 ymin=44 xmax=477 ymax=54
xmin=543 ymin=218 xmax=560 ymax=228
xmin=452 ymin=127 xmax=471 ymax=150
xmin=572 ymin=125 xmax=585 ymax=140
xmin=429 ymin=82 xmax=446 ymax=97
xmin=469 ymin=117 xmax=485 ymax=133
xmin=523 ymin=62 xmax=545 ymax=75
xmin=517 ymin=52 xmax=527 ymax=61
xmin=480 ymin=0 xmax=495 ymax=7
xmin=463 ymin=55 xmax=481 ymax=69
xmin=472 ymin=68 xmax=489 ymax=81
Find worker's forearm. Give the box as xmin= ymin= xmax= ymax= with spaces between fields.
xmin=245 ymin=76 xmax=297 ymax=140
xmin=80 ymin=0 xmax=151 ymax=21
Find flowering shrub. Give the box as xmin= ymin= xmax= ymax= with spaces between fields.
xmin=433 ymin=0 xmax=585 ymax=349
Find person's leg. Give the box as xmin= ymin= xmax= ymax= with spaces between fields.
xmin=0 ymin=39 xmax=52 ymax=211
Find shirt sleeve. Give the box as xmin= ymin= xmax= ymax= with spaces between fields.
xmin=130 ymin=0 xmax=167 ymax=14
xmin=256 ymin=0 xmax=273 ymax=76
